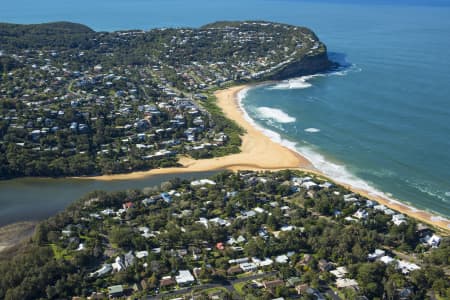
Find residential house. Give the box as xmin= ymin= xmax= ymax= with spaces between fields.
xmin=175 ymin=270 xmax=195 ymax=286
xmin=160 ymin=276 xmax=176 ymax=288
xmin=263 ymin=279 xmax=285 ymax=290
xmin=336 ymin=278 xmax=359 ymax=289
xmin=227 ymin=265 xmax=243 ymax=275
xmin=330 ymin=266 xmax=348 ymax=279
xmin=89 ymin=264 xmax=112 ymax=277
xmin=275 ymin=255 xmax=289 ymax=264
xmin=368 ymin=249 xmax=386 ymax=261
xmin=318 ymin=259 xmax=333 ymax=272
xmin=239 ymin=262 xmax=258 ymax=272
xmin=107 ymin=285 xmax=124 ymax=298
xmin=422 ymin=234 xmax=441 ymax=248
xmin=392 ymin=214 xmax=407 ymax=226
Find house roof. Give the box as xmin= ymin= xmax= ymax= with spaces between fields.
xmin=160 ymin=277 xmax=176 ymax=287
xmin=263 ymin=279 xmax=284 ymax=289
xmin=175 ymin=270 xmax=195 ymax=284
xmin=227 ymin=265 xmax=243 ymax=274
xmin=336 ymin=278 xmax=358 ymax=289
xmin=108 ymin=285 xmax=124 ymax=294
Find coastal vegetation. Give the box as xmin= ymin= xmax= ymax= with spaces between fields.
xmin=0 ymin=170 xmax=448 ymax=299
xmin=0 ymin=21 xmax=330 ymax=179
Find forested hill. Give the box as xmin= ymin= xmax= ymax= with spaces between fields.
xmin=0 ymin=22 xmax=95 ymax=50
xmin=0 ymin=21 xmax=332 ymax=179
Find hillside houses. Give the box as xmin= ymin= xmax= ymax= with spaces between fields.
xmin=1 ymin=21 xmax=328 ymax=178
xmin=38 ymin=169 xmax=447 ymax=299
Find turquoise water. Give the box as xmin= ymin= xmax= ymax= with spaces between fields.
xmin=240 ymin=4 xmax=450 ymax=217
xmin=1 ymin=0 xmax=450 ymax=218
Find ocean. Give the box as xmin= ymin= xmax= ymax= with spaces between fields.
xmin=1 ymin=0 xmax=450 ymax=218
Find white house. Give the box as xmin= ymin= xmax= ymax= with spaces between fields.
xmin=281 ymin=225 xmax=296 ymax=231
xmin=392 ymin=214 xmax=407 ymax=226
xmin=89 ymin=264 xmax=112 ymax=277
xmin=240 ymin=262 xmax=258 ymax=272
xmin=190 ymin=179 xmax=216 ymax=186
xmin=135 ymin=251 xmax=149 ymax=259
xmin=353 ymin=209 xmax=368 ymax=220
xmin=330 ymin=267 xmax=348 ymax=279
xmin=423 ymin=234 xmax=441 ymax=248
xmin=397 ymin=260 xmax=420 ymax=274
xmin=175 ymin=270 xmax=195 ymax=285
xmin=275 ymin=254 xmax=289 ymax=264
xmin=380 ymin=255 xmax=395 ymax=265
xmin=229 ymin=257 xmax=249 ymax=264
xmin=112 ymin=257 xmax=124 ymax=272
xmin=368 ymin=249 xmax=385 ymax=261
xmin=301 ymin=181 xmax=317 ymax=190
xmin=336 ymin=278 xmax=359 ymax=289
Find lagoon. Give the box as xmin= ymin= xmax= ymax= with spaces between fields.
xmin=0 ymin=171 xmax=219 ymax=226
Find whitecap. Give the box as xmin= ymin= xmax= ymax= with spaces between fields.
xmin=256 ymin=106 xmax=296 ymax=123
xmin=238 ymin=85 xmax=447 ymax=220
xmin=268 ymin=75 xmax=316 ymax=90
xmin=304 ymin=128 xmax=320 ymax=133
xmin=405 ymin=178 xmax=450 ymax=203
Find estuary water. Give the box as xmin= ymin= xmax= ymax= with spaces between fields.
xmin=1 ymin=0 xmax=450 ymax=223
xmin=0 ymin=171 xmax=220 ymax=226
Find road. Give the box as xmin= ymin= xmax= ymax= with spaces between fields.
xmin=146 ymin=271 xmax=278 ymax=300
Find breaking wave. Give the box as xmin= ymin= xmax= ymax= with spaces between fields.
xmin=256 ymin=106 xmax=296 ymax=123
xmin=304 ymin=128 xmax=320 ymax=133
xmin=268 ymin=76 xmax=316 ymax=90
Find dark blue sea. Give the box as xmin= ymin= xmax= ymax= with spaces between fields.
xmin=2 ymin=0 xmax=450 ymax=217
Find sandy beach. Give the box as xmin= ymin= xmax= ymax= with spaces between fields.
xmin=88 ymin=85 xmax=313 ymax=179
xmin=85 ymin=85 xmax=450 ymax=234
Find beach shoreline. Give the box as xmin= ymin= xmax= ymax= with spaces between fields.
xmin=78 ymin=84 xmax=449 ymax=233
xmin=80 ymin=84 xmax=314 ymax=180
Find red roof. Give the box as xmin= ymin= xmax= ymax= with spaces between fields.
xmin=123 ymin=202 xmax=134 ymax=209
xmin=216 ymin=242 xmax=224 ymax=250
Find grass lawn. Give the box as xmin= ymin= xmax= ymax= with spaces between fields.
xmin=165 ymin=286 xmax=228 ymax=299
xmin=233 ymin=281 xmax=247 ymax=296
xmin=200 ymin=287 xmax=229 ymax=294
xmin=49 ymin=243 xmax=72 ymax=260
xmin=236 ymin=272 xmax=254 ymax=278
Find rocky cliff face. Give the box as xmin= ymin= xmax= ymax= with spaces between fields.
xmin=269 ymin=52 xmax=334 ymax=80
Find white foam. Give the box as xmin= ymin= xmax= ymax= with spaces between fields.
xmin=405 ymin=178 xmax=450 ymax=204
xmin=256 ymin=106 xmax=296 ymax=123
xmin=237 ymin=79 xmax=449 ymax=221
xmin=267 ymin=64 xmax=361 ymax=91
xmin=269 ymin=75 xmax=315 ymax=90
xmin=297 ymin=145 xmax=381 ymax=193
xmin=238 ymin=87 xmax=418 ymax=212
xmin=237 ymin=88 xmax=299 ymax=150
xmin=239 ymin=87 xmax=379 ymax=196
xmin=304 ymin=128 xmax=320 ymax=133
